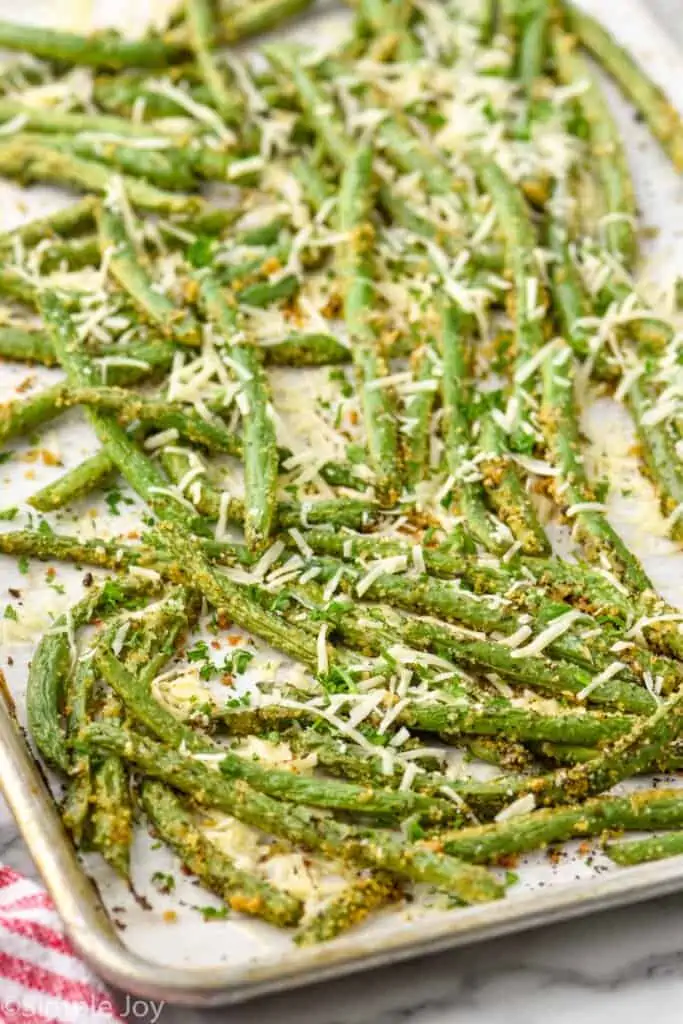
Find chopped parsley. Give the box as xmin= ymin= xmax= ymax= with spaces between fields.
xmin=197 ymin=904 xmax=230 ymax=921
xmin=223 ymin=648 xmax=254 ymax=675
xmin=187 ymin=642 xmax=255 ymax=680
xmin=151 ymin=871 xmax=176 ymax=895
xmin=105 ymin=488 xmax=134 ymax=516
xmin=225 ymin=692 xmax=252 ymax=709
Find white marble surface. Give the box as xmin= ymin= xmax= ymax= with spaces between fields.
xmin=2 ymin=2 xmax=683 ymax=1022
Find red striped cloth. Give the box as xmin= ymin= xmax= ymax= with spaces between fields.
xmin=0 ymin=866 xmax=122 ymax=1024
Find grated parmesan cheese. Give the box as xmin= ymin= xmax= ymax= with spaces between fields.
xmin=510 ymin=610 xmax=584 ymax=659
xmin=576 ymin=661 xmax=628 ymax=700
xmin=356 ymin=556 xmax=408 ymax=597
xmin=317 ymin=624 xmax=329 ymax=675
xmin=495 ymin=793 xmax=536 ymax=822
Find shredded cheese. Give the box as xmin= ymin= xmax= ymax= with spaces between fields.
xmin=510 ymin=611 xmax=584 ymax=659
xmin=495 ymin=793 xmax=536 ymax=822
xmin=356 ymin=556 xmax=408 ymax=596
xmin=576 ymin=661 xmax=628 ymax=700
xmin=317 ymin=624 xmax=329 ymax=675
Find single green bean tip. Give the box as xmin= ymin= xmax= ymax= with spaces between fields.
xmin=605 ymin=831 xmax=683 ymax=866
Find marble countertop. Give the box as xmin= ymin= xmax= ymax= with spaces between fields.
xmin=2 ymin=2 xmax=683 ymax=1022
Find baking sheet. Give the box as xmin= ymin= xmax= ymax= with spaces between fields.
xmin=1 ymin=0 xmax=683 ymax=1002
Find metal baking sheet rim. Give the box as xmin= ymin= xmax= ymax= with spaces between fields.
xmin=1 ymin=691 xmax=683 ymax=1008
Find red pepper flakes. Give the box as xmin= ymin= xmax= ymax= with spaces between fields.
xmin=16 ymin=375 xmax=36 ymax=394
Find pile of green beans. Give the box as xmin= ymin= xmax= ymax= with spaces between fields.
xmin=1 ymin=0 xmax=683 ymax=945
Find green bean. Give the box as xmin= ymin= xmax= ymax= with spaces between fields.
xmin=289 ymin=729 xmax=525 ymax=817
xmin=319 ymin=597 xmax=656 ymax=714
xmin=237 ymin=272 xmax=300 ymax=308
xmin=0 ymin=98 xmax=196 ymax=140
xmin=26 ymin=574 xmax=160 ymax=773
xmin=1 ymin=382 xmax=70 ymax=447
xmin=0 ymin=197 xmax=98 ymax=250
xmin=478 ymin=406 xmax=550 ymax=555
xmin=481 ymin=0 xmax=500 ymax=44
xmin=299 ymin=551 xmax=650 ymax=679
xmin=64 ymin=608 xmax=153 ymax=848
xmin=185 ymin=0 xmax=236 ymax=121
xmin=55 ymin=385 xmax=243 ymax=456
xmin=416 ymin=625 xmax=654 ymax=715
xmin=81 ymin=724 xmax=504 ymax=902
xmin=356 ymin=0 xmax=419 ymax=60
xmin=170 ymin=0 xmax=316 ymax=47
xmin=141 ymin=781 xmax=303 ymax=927
xmin=25 ymin=235 xmax=102 ymax=274
xmin=564 ymin=3 xmax=683 ymax=172
xmin=546 ymin=208 xmax=617 ymax=376
xmin=265 ymin=45 xmax=354 ymax=164
xmin=626 ymin=374 xmax=683 ymax=543
xmin=523 ymin=684 xmax=683 ymax=806
xmin=606 ymin=831 xmax=683 ymax=866
xmin=401 ymin=344 xmax=439 ymax=489
xmin=0 ymin=55 xmax=53 ymax=95
xmin=1 ymin=358 xmax=179 ymax=450
xmin=21 ymin=133 xmax=198 ymax=192
xmin=440 ymin=303 xmax=507 ymax=551
xmin=531 ymin=740 xmax=683 ymax=772
xmin=550 ymin=25 xmax=636 ymax=266
xmin=60 ymin=655 xmax=98 ymax=845
xmin=94 ymin=648 xmax=214 ymax=754
xmin=540 ymin=343 xmax=654 ymax=590
xmin=87 ymin=588 xmax=198 ymax=871
xmin=28 ymin=452 xmax=117 ymax=512
xmin=0 ymin=21 xmax=187 ymax=69
xmin=469 ymin=151 xmax=545 ymax=451
xmin=90 ymin=746 xmax=133 ymax=878
xmin=337 ymin=143 xmax=401 ymax=505
xmin=219 ymin=754 xmax=463 ymax=826
xmin=97 ymin=197 xmax=200 ymax=346
xmin=99 ymin=642 xmax=451 ymax=827
xmin=237 ymin=0 xmax=317 ymax=36
xmin=299 ymin=530 xmax=634 ymax=623
xmin=295 ymin=874 xmax=400 ymax=945
xmin=375 ymin=114 xmax=453 ymax=195
xmin=191 ymin=267 xmax=278 ymax=550
xmin=439 ymin=789 xmax=683 ymax=863
xmin=0 ymin=137 xmax=205 ymax=217
xmin=0 ymin=501 xmax=369 ymax=578
xmin=39 ymin=292 xmax=203 ymax=532
xmin=154 ymin=519 xmax=322 ymax=667
xmin=260 ymin=332 xmax=350 ymax=366
xmin=513 ymin=0 xmax=550 ymax=136
xmin=0 ymin=324 xmax=176 ymax=372
xmin=398 ymin=699 xmax=636 ymax=747
xmin=3 ymin=0 xmax=683 ymax=937
xmin=93 ymin=72 xmax=221 ymax=120
xmin=289 ymin=156 xmax=334 ymax=212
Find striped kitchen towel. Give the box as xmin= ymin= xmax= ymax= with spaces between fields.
xmin=0 ymin=866 xmax=121 ymax=1024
